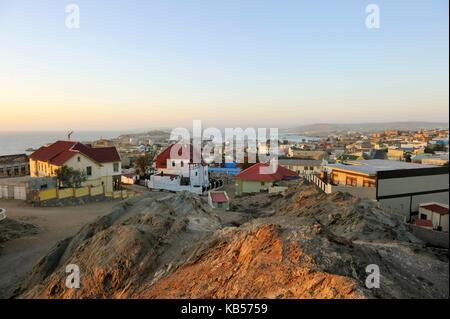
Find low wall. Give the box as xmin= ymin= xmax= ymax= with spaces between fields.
xmin=35 ymin=185 xmax=142 ymax=206
xmin=409 ymin=224 xmax=449 ymax=249
xmin=268 ymin=185 xmax=288 ymax=193
xmin=39 ymin=190 xmax=143 ymax=207
xmin=329 ymin=184 xmax=376 ymax=199
xmin=29 ymin=177 xmax=57 ymax=190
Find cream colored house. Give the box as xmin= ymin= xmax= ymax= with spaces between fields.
xmin=29 ymin=140 xmax=122 ymax=192
xmin=235 ymin=163 xmax=299 ymax=196
xmin=278 ymin=158 xmax=323 ymax=175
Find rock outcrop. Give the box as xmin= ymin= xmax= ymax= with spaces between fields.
xmin=0 ymin=218 xmax=41 ymax=244
xmin=16 ymin=185 xmax=449 ymax=299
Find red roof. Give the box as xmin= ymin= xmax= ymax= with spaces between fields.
xmin=29 ymin=140 xmax=120 ymax=166
xmin=72 ymin=143 xmax=121 ymax=163
xmin=51 ymin=149 xmax=78 ymax=166
xmin=210 ymin=192 xmax=228 ymax=203
xmin=414 ymin=219 xmax=433 ymax=227
xmin=236 ymin=163 xmax=299 ymax=181
xmin=421 ymin=204 xmax=449 ymax=215
xmin=156 ymin=144 xmax=205 ymax=169
xmin=30 ymin=140 xmax=77 ymax=162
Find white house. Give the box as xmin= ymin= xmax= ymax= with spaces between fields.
xmin=147 ymin=144 xmax=221 ymax=194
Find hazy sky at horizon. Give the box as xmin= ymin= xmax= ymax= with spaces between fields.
xmin=0 ymin=0 xmax=448 ymax=131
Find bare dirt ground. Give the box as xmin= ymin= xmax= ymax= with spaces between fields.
xmin=0 ymin=199 xmax=119 ymax=298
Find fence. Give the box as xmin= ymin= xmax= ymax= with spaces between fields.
xmin=304 ymin=173 xmax=328 ymax=192
xmin=36 ymin=185 xmax=142 ymax=203
xmin=268 ymin=185 xmax=289 ymax=193
xmin=304 ymin=173 xmax=376 ymax=199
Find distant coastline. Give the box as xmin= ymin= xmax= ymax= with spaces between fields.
xmin=0 ymin=131 xmax=124 ymax=156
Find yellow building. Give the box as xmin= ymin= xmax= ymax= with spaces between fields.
xmin=29 ymin=140 xmax=122 ymax=192
xmin=335 ymin=154 xmax=364 ymax=163
xmin=387 ymin=149 xmax=404 ymax=161
xmin=326 ymin=163 xmax=376 ymax=187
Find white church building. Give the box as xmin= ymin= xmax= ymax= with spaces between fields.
xmin=146 ymin=144 xmax=222 ymax=195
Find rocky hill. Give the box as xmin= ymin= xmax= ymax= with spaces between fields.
xmin=0 ymin=218 xmax=41 ymax=245
xmin=16 ymin=183 xmax=449 ymax=299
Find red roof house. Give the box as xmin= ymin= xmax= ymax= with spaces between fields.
xmin=235 ymin=163 xmax=299 ymax=195
xmin=208 ymin=191 xmax=230 ymax=210
xmin=30 ymin=140 xmax=120 ymax=167
xmin=420 ymin=204 xmax=449 ymax=216
xmin=156 ymin=144 xmax=205 ymax=169
xmin=210 ymin=192 xmax=228 ymax=203
xmin=236 ymin=162 xmax=299 ymax=182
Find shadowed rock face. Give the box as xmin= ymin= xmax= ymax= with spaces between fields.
xmin=0 ymin=218 xmax=41 ymax=244
xmin=16 ymin=185 xmax=449 ymax=299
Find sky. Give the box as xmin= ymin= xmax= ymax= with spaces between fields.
xmin=0 ymin=0 xmax=448 ymax=131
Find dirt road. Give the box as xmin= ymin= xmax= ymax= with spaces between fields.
xmin=0 ymin=199 xmax=119 ymax=298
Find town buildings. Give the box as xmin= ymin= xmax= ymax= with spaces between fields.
xmin=323 ymin=160 xmax=449 ymax=221
xmin=0 ymin=154 xmax=29 ymax=178
xmin=147 ymin=144 xmax=221 ymax=194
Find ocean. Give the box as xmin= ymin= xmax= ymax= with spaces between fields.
xmin=0 ymin=131 xmax=125 ymax=156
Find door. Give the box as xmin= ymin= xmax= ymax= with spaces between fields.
xmin=14 ymin=186 xmax=26 ymax=200
xmin=0 ymin=186 xmax=8 ymax=199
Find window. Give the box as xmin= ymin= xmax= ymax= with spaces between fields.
xmin=363 ymin=180 xmax=376 ymax=187
xmin=172 ymin=162 xmax=175 ymax=167
xmin=332 ymin=173 xmax=339 ymax=184
xmin=86 ymin=166 xmax=92 ymax=176
xmin=218 ymin=202 xmax=223 ymax=208
xmin=181 ymin=161 xmax=184 ymax=167
xmin=77 ymin=156 xmax=81 ymax=162
xmin=261 ymin=182 xmax=265 ymax=186
xmin=113 ymin=163 xmax=119 ymax=172
xmin=346 ymin=176 xmax=357 ymax=186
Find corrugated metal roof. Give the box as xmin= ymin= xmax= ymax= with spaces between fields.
xmin=278 ymin=159 xmax=322 ymax=166
xmin=326 ymin=160 xmax=438 ymax=176
xmin=210 ymin=192 xmax=228 ymax=203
